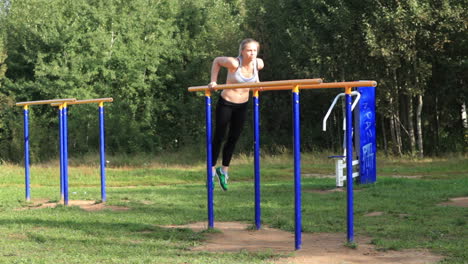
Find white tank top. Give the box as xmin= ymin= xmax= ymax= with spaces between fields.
xmin=226 ymin=56 xmax=259 ymax=84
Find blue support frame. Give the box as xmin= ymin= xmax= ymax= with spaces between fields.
xmin=59 ymin=106 xmax=65 ymax=200
xmin=63 ymin=105 xmax=69 ymax=206
xmin=205 ymin=93 xmax=214 ymax=228
xmin=345 ymin=91 xmax=354 ymax=242
xmin=99 ymin=104 xmax=107 ymax=202
xmin=23 ymin=107 xmax=31 ymax=201
xmin=292 ymin=89 xmax=302 ymax=250
xmin=253 ymin=94 xmax=261 ymax=230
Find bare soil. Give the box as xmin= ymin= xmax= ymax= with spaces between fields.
xmin=304 ymin=188 xmax=363 ymax=194
xmin=364 ymin=211 xmax=384 ymax=217
xmin=165 ymin=222 xmax=444 ymax=264
xmin=16 ymin=199 xmax=130 ymax=212
xmin=304 ymin=188 xmax=346 ymax=194
xmin=438 ymin=196 xmax=468 ymax=208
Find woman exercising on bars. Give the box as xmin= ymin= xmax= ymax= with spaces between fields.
xmin=208 ymin=38 xmax=264 ymax=191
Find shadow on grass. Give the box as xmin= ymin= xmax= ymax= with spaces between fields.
xmin=1 ymin=215 xmax=204 ymax=242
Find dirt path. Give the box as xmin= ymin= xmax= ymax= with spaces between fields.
xmin=16 ymin=199 xmax=129 ymax=211
xmin=438 ymin=197 xmax=468 ymax=208
xmin=165 ymin=222 xmax=444 ymax=264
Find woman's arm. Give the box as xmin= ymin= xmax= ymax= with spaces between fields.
xmin=256 ymin=58 xmax=264 ymax=71
xmin=208 ymin=57 xmax=239 ymax=88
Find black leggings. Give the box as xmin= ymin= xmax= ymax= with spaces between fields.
xmin=212 ymin=96 xmax=248 ymax=167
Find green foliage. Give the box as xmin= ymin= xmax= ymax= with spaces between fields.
xmin=0 ymin=0 xmax=466 ymax=161
xmin=1 ymin=0 xmax=245 ymax=161
xmin=243 ymin=0 xmax=466 ymax=155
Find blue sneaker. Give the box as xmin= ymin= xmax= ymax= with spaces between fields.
xmin=215 ymin=167 xmax=229 ymax=191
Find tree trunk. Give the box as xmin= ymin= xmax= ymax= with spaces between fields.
xmin=381 ymin=115 xmax=388 ymax=156
xmin=395 ymin=99 xmax=403 ymax=156
xmin=334 ymin=112 xmax=341 ymax=153
xmin=462 ymin=101 xmax=468 ymax=151
xmin=462 ymin=101 xmax=468 ymax=130
xmin=389 ymin=97 xmax=397 ymax=154
xmin=407 ymin=95 xmax=416 ymax=156
xmin=416 ymin=94 xmax=424 ymax=158
xmin=389 ymin=97 xmax=402 ymax=155
xmin=392 ymin=69 xmax=403 ymax=156
xmin=435 ymin=96 xmax=440 ymax=155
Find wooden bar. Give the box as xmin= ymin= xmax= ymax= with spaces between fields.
xmin=50 ymin=98 xmax=113 ymax=106
xmin=257 ymin=81 xmax=378 ymax=92
xmin=16 ymin=98 xmax=77 ymax=106
xmin=188 ymin=79 xmax=323 ymax=92
xmin=300 ymin=81 xmax=377 ymax=90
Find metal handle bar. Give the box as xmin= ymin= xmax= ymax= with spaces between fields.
xmin=322 ymin=91 xmax=360 ymax=131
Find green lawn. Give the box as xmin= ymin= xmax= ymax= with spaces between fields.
xmin=0 ymin=153 xmax=467 ymax=263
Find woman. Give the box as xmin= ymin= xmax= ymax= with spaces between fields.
xmin=208 ymin=38 xmax=264 ymax=191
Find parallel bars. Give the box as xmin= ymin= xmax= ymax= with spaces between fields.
xmin=188 ymin=79 xmax=377 ymax=250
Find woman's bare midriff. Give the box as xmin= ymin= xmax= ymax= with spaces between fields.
xmin=221 ymin=88 xmax=250 ymax=104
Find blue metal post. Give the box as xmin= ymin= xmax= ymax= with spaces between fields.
xmin=205 ymin=91 xmax=214 ymax=228
xmin=63 ymin=104 xmax=69 ymax=206
xmin=345 ymin=87 xmax=354 ymax=242
xmin=23 ymin=106 xmax=31 ymax=201
xmin=99 ymin=102 xmax=107 ymax=202
xmin=253 ymin=91 xmax=261 ymax=230
xmin=292 ymin=86 xmax=302 ymax=250
xmin=59 ymin=105 xmax=64 ymax=200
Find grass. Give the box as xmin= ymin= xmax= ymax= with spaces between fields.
xmin=0 ymin=152 xmax=467 ymax=263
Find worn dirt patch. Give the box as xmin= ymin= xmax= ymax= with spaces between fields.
xmin=305 ymin=188 xmax=345 ymax=194
xmin=390 ymin=175 xmax=423 ymax=179
xmin=108 ymin=186 xmax=140 ymax=188
xmin=364 ymin=211 xmax=384 ymax=217
xmin=165 ymin=222 xmax=444 ymax=264
xmin=305 ymin=188 xmax=362 ymax=194
xmin=16 ymin=199 xmax=130 ymax=212
xmin=8 ymin=233 xmax=28 ymax=240
xmin=438 ymin=197 xmax=468 ymax=208
xmin=302 ymin=173 xmax=335 ymax=178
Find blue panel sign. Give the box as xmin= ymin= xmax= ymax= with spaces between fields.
xmin=355 ymin=86 xmax=376 ymax=184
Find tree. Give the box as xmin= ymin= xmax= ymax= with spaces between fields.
xmin=0 ymin=39 xmax=6 ymax=88
xmin=362 ymin=0 xmax=468 ymax=156
xmin=1 ymin=0 xmax=246 ymax=160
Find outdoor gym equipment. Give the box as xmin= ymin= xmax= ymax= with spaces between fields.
xmin=323 ymin=87 xmax=377 ymax=187
xmin=188 ymin=79 xmax=377 ymax=250
xmin=323 ymin=91 xmax=361 ymax=187
xmin=16 ymin=98 xmax=113 ymax=205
